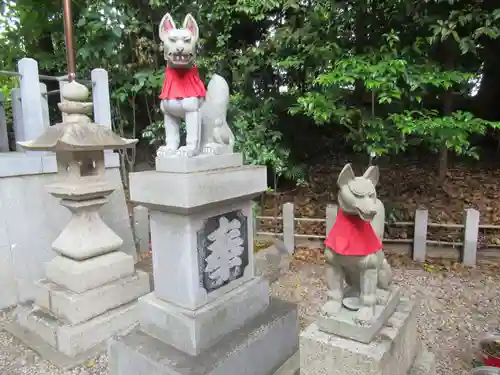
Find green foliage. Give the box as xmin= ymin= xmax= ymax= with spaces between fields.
xmin=231 ymin=94 xmax=305 ymax=185
xmin=1 ymin=0 xmax=500 ymax=182
xmin=390 ymin=110 xmax=500 ymax=158
xmin=292 ymin=24 xmax=500 ymax=160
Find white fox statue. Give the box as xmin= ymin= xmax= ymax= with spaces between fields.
xmin=157 ymin=12 xmax=235 ymax=157
xmin=323 ymin=163 xmax=393 ymax=326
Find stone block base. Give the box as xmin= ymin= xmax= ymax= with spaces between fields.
xmin=36 ymin=271 xmax=149 ymax=325
xmin=156 ymin=153 xmax=243 ymax=173
xmin=9 ymin=301 xmax=139 ymax=359
xmin=139 ymin=277 xmax=270 ymax=355
xmin=300 ymin=298 xmax=420 ymax=375
xmin=108 ymin=298 xmax=299 ymax=375
xmin=45 ymin=251 xmax=135 ymax=293
xmin=317 ymin=287 xmax=401 ymax=343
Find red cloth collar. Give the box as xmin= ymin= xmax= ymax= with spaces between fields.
xmin=159 ymin=65 xmax=206 ymax=100
xmin=324 ymin=208 xmax=382 ymax=256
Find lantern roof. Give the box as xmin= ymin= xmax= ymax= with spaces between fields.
xmin=18 ymin=81 xmax=137 ymax=152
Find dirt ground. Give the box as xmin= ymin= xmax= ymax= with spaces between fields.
xmin=1 ymin=250 xmax=498 ymax=375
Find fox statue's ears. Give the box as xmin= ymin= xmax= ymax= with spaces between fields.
xmin=337 ymin=163 xmax=379 ymax=187
xmin=363 ymin=165 xmax=379 ymax=187
xmin=159 ymin=13 xmax=176 ymax=42
xmin=159 ymin=13 xmax=199 ymax=42
xmin=183 ymin=14 xmax=199 ymax=40
xmin=337 ymin=164 xmax=355 ymax=187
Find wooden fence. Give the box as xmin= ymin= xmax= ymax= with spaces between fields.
xmin=255 ymin=202 xmax=500 ymax=266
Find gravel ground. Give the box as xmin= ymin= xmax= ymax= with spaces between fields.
xmin=271 ymin=254 xmax=500 ymax=375
xmin=1 ymin=254 xmax=499 ymax=375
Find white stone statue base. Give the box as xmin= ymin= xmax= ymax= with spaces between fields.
xmin=317 ymin=287 xmax=401 ymax=343
xmin=300 ymin=298 xmax=436 ymax=375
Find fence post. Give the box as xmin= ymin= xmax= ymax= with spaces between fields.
xmin=133 ymin=205 xmax=150 ymax=254
xmin=253 ymin=215 xmax=258 ymax=239
xmin=17 ymin=58 xmax=46 ymax=143
xmin=0 ymin=93 xmax=8 ymax=152
xmin=39 ymin=83 xmax=50 ymax=128
xmin=463 ymin=208 xmax=479 ymax=266
xmin=325 ymin=204 xmax=338 ymax=236
xmin=413 ymin=208 xmax=428 ymax=262
xmin=282 ymin=202 xmax=295 ymax=254
xmin=11 ymin=88 xmax=24 ymax=150
xmin=91 ymin=68 xmax=112 ymax=129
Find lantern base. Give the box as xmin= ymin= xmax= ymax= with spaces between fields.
xmin=7 ymin=301 xmax=140 ymax=370
xmin=52 ymin=197 xmax=123 ymax=260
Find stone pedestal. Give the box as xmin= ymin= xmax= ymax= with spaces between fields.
xmin=7 ymin=181 xmax=150 ymax=369
xmin=7 ymin=230 xmax=150 ymax=369
xmin=109 ymin=153 xmax=299 ymax=375
xmin=300 ymin=298 xmax=436 ymax=375
xmin=5 ymin=81 xmax=150 ymax=369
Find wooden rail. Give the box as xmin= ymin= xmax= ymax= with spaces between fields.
xmin=255 ymin=203 xmax=495 ymax=266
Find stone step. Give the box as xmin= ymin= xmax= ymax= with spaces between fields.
xmin=139 ymin=277 xmax=270 ymax=356
xmin=108 ymin=298 xmax=299 ymax=375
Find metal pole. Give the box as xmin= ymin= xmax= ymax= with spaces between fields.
xmin=62 ymin=0 xmax=76 ymax=82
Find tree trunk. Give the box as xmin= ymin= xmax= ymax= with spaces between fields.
xmin=439 ymin=88 xmax=453 ymax=181
xmin=438 ymin=40 xmax=456 ymax=181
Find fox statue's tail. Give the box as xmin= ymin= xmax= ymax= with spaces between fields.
xmin=200 ymin=74 xmax=235 ymax=148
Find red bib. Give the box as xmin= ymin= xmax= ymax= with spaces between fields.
xmin=159 ymin=66 xmax=206 ymax=100
xmin=324 ymin=208 xmax=382 ymax=256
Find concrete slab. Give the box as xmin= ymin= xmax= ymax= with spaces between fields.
xmin=300 ymin=298 xmax=419 ymax=375
xmin=317 ymin=288 xmax=401 ymax=343
xmin=108 ymin=298 xmax=299 ymax=375
xmin=45 ymin=251 xmax=135 ymax=293
xmin=12 ymin=300 xmax=140 ymax=358
xmin=139 ymin=277 xmax=270 ymax=355
xmin=156 ymin=153 xmax=243 ymax=173
xmin=35 ymin=271 xmax=149 ymax=325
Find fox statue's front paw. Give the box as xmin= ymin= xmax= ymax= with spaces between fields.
xmin=157 ymin=145 xmax=178 ymax=157
xmin=202 ymin=143 xmax=225 ymax=155
xmin=177 ymin=145 xmax=199 ymax=157
xmin=321 ymin=300 xmax=343 ymax=316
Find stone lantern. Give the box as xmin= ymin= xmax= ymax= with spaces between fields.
xmin=19 ymin=81 xmax=136 ymax=260
xmin=9 ymin=81 xmax=150 ymax=367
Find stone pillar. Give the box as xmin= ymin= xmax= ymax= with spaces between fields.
xmin=6 ymin=81 xmax=150 ymax=368
xmin=17 ymin=58 xmax=46 ymax=143
xmin=108 ymin=153 xmax=299 ymax=375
